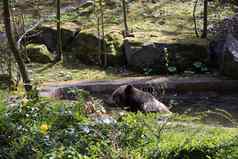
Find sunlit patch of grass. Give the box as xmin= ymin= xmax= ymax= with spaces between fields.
xmin=28 ymin=62 xmax=124 ymax=84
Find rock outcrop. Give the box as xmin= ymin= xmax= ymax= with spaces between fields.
xmin=221 ymin=34 xmax=238 ymax=79
xmin=208 ymin=14 xmax=238 ymax=79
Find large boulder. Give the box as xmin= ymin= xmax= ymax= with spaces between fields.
xmin=125 ymin=42 xmax=167 ymax=73
xmin=23 ymin=24 xmax=125 ymax=66
xmin=209 ymin=33 xmax=238 ymax=79
xmin=26 ymin=44 xmax=53 ymax=63
xmin=64 ymin=31 xmax=124 ymax=66
xmin=23 ymin=23 xmax=79 ymax=53
xmin=221 ymin=34 xmax=238 ymax=79
xmin=124 ymin=40 xmax=208 ymax=73
xmin=65 ymin=32 xmax=104 ymax=65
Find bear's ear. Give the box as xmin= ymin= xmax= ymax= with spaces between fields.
xmin=125 ymin=85 xmax=133 ymax=94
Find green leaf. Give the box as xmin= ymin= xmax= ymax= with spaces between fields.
xmin=168 ymin=66 xmax=177 ymax=73
xmin=193 ymin=62 xmax=202 ymax=68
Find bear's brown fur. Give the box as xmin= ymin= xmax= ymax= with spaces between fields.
xmin=110 ymin=85 xmax=171 ymax=113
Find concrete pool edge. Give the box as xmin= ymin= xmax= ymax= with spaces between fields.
xmin=39 ymin=76 xmax=238 ymax=99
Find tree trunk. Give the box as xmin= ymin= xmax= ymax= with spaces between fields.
xmin=55 ymin=0 xmax=62 ymax=61
xmin=3 ymin=0 xmax=32 ymax=92
xmin=99 ymin=0 xmax=107 ymax=67
xmin=122 ymin=0 xmax=129 ymax=37
xmin=193 ymin=0 xmax=199 ymax=38
xmin=201 ymin=0 xmax=208 ymax=38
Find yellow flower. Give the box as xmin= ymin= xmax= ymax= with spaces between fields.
xmin=21 ymin=98 xmax=29 ymax=106
xmin=40 ymin=123 xmax=49 ymax=135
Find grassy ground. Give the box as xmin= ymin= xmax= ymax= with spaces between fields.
xmin=27 ymin=62 xmax=139 ymax=84
xmin=81 ymin=0 xmax=234 ymax=43
xmin=16 ymin=0 xmax=233 ymax=80
xmin=1 ymin=0 xmax=234 ymax=42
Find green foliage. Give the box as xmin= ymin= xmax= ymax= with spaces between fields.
xmin=143 ymin=68 xmax=153 ymax=76
xmin=193 ymin=61 xmax=209 ymax=73
xmin=1 ymin=94 xmax=237 ymax=159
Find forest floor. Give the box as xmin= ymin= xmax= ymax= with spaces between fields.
xmin=19 ymin=0 xmax=234 ymax=84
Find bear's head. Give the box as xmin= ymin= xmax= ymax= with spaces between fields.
xmin=108 ymin=85 xmax=134 ymax=106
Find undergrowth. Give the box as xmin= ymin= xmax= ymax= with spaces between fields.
xmin=0 ymin=92 xmax=237 ymax=159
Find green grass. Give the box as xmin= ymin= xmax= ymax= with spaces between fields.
xmin=27 ymin=62 xmax=133 ymax=84
xmin=9 ymin=0 xmax=234 ymax=45
xmin=0 ymin=90 xmax=6 ymax=115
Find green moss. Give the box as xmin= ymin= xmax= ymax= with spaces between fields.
xmin=29 ymin=62 xmax=122 ymax=84
xmin=26 ymin=44 xmax=53 ymax=63
xmin=105 ymin=32 xmax=124 ymax=55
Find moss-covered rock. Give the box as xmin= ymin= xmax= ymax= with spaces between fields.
xmin=26 ymin=44 xmax=53 ymax=63
xmin=66 ymin=32 xmax=102 ymax=65
xmin=23 ymin=23 xmax=79 ymax=53
xmin=23 ymin=24 xmax=125 ymax=66
xmin=64 ymin=31 xmax=125 ymax=66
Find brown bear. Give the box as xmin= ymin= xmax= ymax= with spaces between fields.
xmin=110 ymin=85 xmax=171 ymax=113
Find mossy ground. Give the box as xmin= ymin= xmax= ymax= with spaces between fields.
xmin=0 ymin=0 xmax=235 ymax=84
xmin=28 ymin=62 xmax=137 ymax=84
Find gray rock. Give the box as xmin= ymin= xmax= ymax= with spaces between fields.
xmin=23 ymin=26 xmax=76 ymax=53
xmin=124 ymin=41 xmax=207 ymax=73
xmin=221 ymin=34 xmax=238 ymax=79
xmin=209 ymin=33 xmax=238 ymax=79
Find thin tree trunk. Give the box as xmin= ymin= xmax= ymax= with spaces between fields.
xmin=99 ymin=0 xmax=106 ymax=67
xmin=122 ymin=0 xmax=129 ymax=37
xmin=94 ymin=0 xmax=102 ymax=65
xmin=7 ymin=52 xmax=12 ymax=90
xmin=3 ymin=0 xmax=32 ymax=92
xmin=193 ymin=0 xmax=199 ymax=38
xmin=97 ymin=17 xmax=102 ymax=65
xmin=201 ymin=0 xmax=208 ymax=38
xmin=55 ymin=0 xmax=62 ymax=61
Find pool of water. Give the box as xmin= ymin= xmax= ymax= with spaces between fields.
xmin=102 ymin=92 xmax=238 ymax=127
xmin=57 ymin=87 xmax=238 ymax=127
xmin=159 ymin=92 xmax=238 ymax=127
